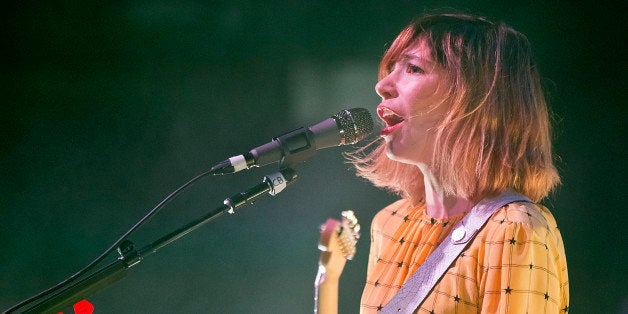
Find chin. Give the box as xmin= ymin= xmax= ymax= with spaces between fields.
xmin=384 ymin=146 xmax=411 ymax=164
xmin=384 ymin=142 xmax=426 ymax=166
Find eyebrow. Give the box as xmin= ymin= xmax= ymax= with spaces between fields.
xmin=399 ymin=53 xmax=434 ymax=65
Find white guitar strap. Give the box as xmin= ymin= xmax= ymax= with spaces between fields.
xmin=380 ymin=189 xmax=531 ymax=314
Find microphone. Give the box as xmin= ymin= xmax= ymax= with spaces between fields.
xmin=210 ymin=107 xmax=374 ymax=175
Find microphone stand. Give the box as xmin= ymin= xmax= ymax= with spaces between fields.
xmin=14 ymin=168 xmax=298 ymax=313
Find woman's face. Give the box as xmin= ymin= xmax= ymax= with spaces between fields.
xmin=375 ymin=39 xmax=450 ymax=167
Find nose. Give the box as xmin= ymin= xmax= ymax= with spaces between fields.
xmin=375 ymin=72 xmax=397 ymax=99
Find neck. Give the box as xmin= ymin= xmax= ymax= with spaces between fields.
xmin=419 ymin=165 xmax=473 ymax=219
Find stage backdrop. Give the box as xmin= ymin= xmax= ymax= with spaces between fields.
xmin=2 ymin=1 xmax=625 ymax=313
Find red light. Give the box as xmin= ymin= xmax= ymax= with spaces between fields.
xmin=73 ymin=299 xmax=94 ymax=314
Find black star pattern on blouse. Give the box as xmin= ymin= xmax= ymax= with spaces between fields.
xmin=362 ymin=200 xmax=569 ymax=313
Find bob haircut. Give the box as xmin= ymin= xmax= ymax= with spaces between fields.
xmin=348 ymin=13 xmax=560 ymax=204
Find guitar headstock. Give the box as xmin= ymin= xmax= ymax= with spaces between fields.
xmin=318 ymin=210 xmax=361 ymax=260
xmin=314 ymin=211 xmax=361 ymax=312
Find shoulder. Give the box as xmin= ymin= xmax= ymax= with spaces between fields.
xmin=473 ymin=201 xmax=567 ymax=264
xmin=478 ymin=201 xmax=564 ymax=251
xmin=489 ymin=201 xmax=560 ymax=232
xmin=373 ymin=198 xmax=413 ymax=220
xmin=377 ymin=198 xmax=412 ymax=216
xmin=371 ymin=198 xmax=414 ymax=231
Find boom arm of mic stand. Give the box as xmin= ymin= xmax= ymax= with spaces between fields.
xmin=13 ymin=168 xmax=298 ymax=313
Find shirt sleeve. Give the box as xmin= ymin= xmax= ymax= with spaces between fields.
xmin=477 ymin=202 xmax=569 ymax=313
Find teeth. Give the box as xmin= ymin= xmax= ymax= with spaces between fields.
xmin=378 ymin=107 xmax=403 ymax=126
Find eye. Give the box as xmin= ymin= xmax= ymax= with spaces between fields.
xmin=406 ymin=64 xmax=425 ymax=74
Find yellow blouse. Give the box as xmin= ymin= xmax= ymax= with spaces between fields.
xmin=361 ymin=198 xmax=569 ymax=313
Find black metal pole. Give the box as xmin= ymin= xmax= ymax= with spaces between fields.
xmin=11 ymin=168 xmax=297 ymax=313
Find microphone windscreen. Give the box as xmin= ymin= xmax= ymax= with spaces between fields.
xmin=335 ymin=108 xmax=374 ymax=144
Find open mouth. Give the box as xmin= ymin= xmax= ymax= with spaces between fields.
xmin=377 ymin=106 xmax=404 ymax=136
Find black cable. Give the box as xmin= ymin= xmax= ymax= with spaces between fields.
xmin=4 ymin=168 xmax=214 ymax=313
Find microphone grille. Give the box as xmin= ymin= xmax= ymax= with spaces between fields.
xmin=335 ymin=108 xmax=374 ymax=144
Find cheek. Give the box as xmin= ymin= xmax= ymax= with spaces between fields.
xmin=402 ymin=115 xmax=442 ymax=157
xmin=405 ymin=121 xmax=434 ymax=151
xmin=407 ymin=82 xmax=448 ymax=114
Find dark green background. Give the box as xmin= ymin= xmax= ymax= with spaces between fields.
xmin=2 ymin=1 xmax=625 ymax=313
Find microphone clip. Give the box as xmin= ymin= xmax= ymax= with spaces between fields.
xmin=223 ymin=168 xmax=298 ymax=214
xmin=274 ymin=127 xmax=317 ymax=170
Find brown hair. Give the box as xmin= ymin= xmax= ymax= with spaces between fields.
xmin=348 ymin=13 xmax=560 ymax=203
